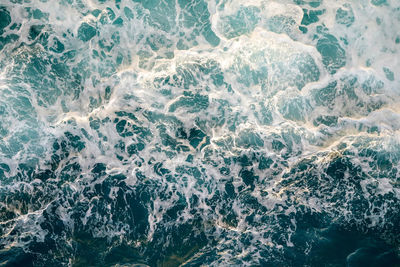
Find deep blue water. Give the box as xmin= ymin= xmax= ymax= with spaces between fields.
xmin=0 ymin=0 xmax=400 ymax=266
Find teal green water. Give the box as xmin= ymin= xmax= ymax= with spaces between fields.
xmin=0 ymin=0 xmax=400 ymax=266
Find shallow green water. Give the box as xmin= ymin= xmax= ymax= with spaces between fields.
xmin=0 ymin=0 xmax=399 ymax=266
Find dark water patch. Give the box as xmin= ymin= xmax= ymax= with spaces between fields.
xmin=317 ymin=33 xmax=346 ymax=74
xmin=0 ymin=7 xmax=11 ymax=35
xmin=78 ymin=23 xmax=97 ymax=42
xmin=301 ymin=9 xmax=325 ymax=26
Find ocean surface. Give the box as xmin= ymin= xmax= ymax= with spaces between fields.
xmin=0 ymin=0 xmax=399 ymax=266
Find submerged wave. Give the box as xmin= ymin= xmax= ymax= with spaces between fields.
xmin=0 ymin=0 xmax=399 ymax=266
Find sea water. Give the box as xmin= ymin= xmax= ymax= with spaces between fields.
xmin=0 ymin=0 xmax=399 ymax=266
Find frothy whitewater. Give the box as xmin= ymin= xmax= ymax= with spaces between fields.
xmin=0 ymin=0 xmax=399 ymax=266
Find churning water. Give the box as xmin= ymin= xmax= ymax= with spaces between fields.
xmin=0 ymin=0 xmax=399 ymax=266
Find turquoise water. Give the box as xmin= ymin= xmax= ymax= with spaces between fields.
xmin=0 ymin=0 xmax=400 ymax=266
